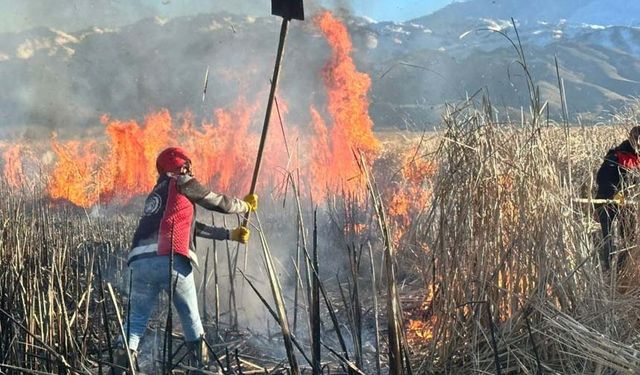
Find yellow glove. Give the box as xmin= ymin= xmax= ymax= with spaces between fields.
xmin=243 ymin=194 xmax=258 ymax=212
xmin=613 ymin=191 xmax=625 ymax=204
xmin=229 ymin=226 xmax=250 ymax=244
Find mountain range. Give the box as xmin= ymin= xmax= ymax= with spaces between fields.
xmin=0 ymin=0 xmax=638 ymax=136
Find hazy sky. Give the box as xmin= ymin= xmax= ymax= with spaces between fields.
xmin=351 ymin=0 xmax=453 ymax=21
xmin=0 ymin=0 xmax=457 ymax=33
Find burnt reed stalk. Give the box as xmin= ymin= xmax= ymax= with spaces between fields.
xmin=293 ymin=218 xmax=302 ymax=334
xmin=255 ymin=216 xmax=300 ymax=375
xmin=213 ymin=241 xmax=220 ymax=336
xmin=202 ymin=245 xmax=210 ymax=321
xmin=286 ymin=173 xmax=313 ymax=316
xmin=226 ymin=241 xmax=239 ymax=329
xmin=349 ymin=243 xmax=363 ymax=369
xmin=368 ymin=242 xmax=382 ymax=375
xmin=238 ymin=268 xmax=313 ymax=367
xmin=0 ymin=190 xmax=137 ymax=372
xmin=107 ymin=282 xmax=136 ymax=374
xmin=319 ymin=270 xmax=351 ymax=373
xmin=97 ymin=256 xmax=114 ymax=368
xmin=311 ymin=208 xmax=321 ymax=375
xmin=223 ymin=216 xmax=239 ymax=329
xmin=358 ymin=151 xmax=404 ymax=375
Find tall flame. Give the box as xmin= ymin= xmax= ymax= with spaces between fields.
xmin=187 ymin=98 xmax=260 ymax=194
xmin=1 ymin=11 xmax=383 ymax=208
xmin=49 ymin=138 xmax=102 ymax=207
xmin=309 ymin=11 xmax=381 ymax=198
xmin=3 ymin=144 xmax=24 ymax=189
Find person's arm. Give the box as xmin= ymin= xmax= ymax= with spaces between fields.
xmin=177 ymin=175 xmax=249 ymax=214
xmin=195 ymin=221 xmax=250 ymax=243
xmin=195 ymin=221 xmax=230 ymax=240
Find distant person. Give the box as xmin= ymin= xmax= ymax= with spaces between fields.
xmin=113 ymin=146 xmax=257 ymax=373
xmin=595 ymin=126 xmax=640 ymax=272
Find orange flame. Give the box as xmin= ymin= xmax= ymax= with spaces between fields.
xmin=4 ymin=11 xmax=384 ymax=208
xmin=187 ymin=97 xmax=260 ymax=194
xmin=48 ymin=138 xmax=103 ymax=207
xmin=3 ymin=144 xmax=24 ymax=189
xmin=406 ymin=284 xmax=438 ymax=345
xmin=385 ymin=145 xmax=437 ymax=243
xmin=309 ymin=11 xmax=381 ymax=198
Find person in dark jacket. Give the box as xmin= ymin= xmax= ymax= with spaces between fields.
xmin=595 ymin=126 xmax=640 ymax=272
xmin=113 ymin=147 xmax=257 ymax=373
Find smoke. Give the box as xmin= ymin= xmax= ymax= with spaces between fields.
xmin=0 ymin=9 xmax=336 ymax=135
xmin=0 ymin=1 xmax=272 ymax=33
xmin=0 ymin=0 xmax=372 ymax=34
xmin=188 ymin=197 xmax=378 ymax=345
xmin=0 ymin=1 xmax=438 ymax=136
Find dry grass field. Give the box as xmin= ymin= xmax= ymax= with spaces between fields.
xmin=2 ymin=96 xmax=640 ymax=375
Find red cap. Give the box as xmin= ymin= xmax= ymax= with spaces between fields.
xmin=156 ymin=147 xmax=191 ymax=174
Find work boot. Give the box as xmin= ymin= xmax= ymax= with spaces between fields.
xmin=185 ymin=336 xmax=209 ymax=374
xmin=110 ymin=347 xmax=139 ymax=375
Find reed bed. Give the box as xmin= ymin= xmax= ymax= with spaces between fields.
xmin=0 ymin=188 xmax=136 ymax=373
xmin=410 ymin=95 xmax=640 ymax=374
xmin=0 ymin=174 xmax=402 ymax=374
xmin=3 ymin=99 xmax=640 ymax=375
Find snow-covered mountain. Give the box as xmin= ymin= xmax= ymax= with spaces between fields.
xmin=414 ymin=0 xmax=640 ymax=28
xmin=349 ymin=0 xmax=640 ymax=124
xmin=353 ymin=0 xmax=640 ymax=59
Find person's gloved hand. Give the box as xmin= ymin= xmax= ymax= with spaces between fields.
xmin=614 ymin=191 xmax=625 ymax=204
xmin=229 ymin=226 xmax=250 ymax=244
xmin=243 ymin=194 xmax=258 ymax=212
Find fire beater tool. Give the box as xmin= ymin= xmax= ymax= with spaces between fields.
xmin=241 ymin=3 xmax=305 ymax=375
xmin=243 ymin=0 xmax=304 ymax=227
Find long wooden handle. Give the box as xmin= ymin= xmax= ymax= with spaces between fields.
xmin=572 ymin=198 xmax=635 ymax=205
xmin=243 ymin=18 xmax=289 ymax=227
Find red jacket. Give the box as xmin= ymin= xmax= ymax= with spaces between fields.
xmin=158 ymin=177 xmax=196 ymax=259
xmin=128 ymin=174 xmax=249 ymax=266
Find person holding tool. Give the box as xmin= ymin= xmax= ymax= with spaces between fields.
xmin=113 ymin=146 xmax=257 ymax=373
xmin=595 ymin=126 xmax=640 ymax=273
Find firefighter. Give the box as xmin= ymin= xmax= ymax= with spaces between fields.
xmin=595 ymin=126 xmax=640 ymax=272
xmin=113 ymin=146 xmax=257 ymax=373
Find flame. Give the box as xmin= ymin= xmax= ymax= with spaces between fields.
xmin=47 ymin=111 xmax=173 ymax=206
xmin=102 ymin=110 xmax=173 ymax=200
xmin=386 ymin=145 xmax=437 ymax=243
xmin=3 ymin=11 xmax=383 ymax=208
xmin=1 ymin=142 xmax=53 ymax=192
xmin=308 ymin=11 xmax=381 ymax=198
xmin=407 ymin=318 xmax=435 ymax=341
xmin=48 ymin=138 xmax=103 ymax=207
xmin=406 ymin=284 xmax=438 ymax=345
xmin=188 ymin=97 xmax=261 ymax=194
xmin=3 ymin=144 xmax=25 ymax=189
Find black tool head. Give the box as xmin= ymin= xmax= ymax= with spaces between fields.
xmin=271 ymin=0 xmax=304 ymax=21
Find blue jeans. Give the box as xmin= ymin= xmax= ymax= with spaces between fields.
xmin=124 ymin=255 xmax=204 ymax=351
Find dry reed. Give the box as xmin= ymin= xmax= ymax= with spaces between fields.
xmin=410 ymin=94 xmax=640 ymax=374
